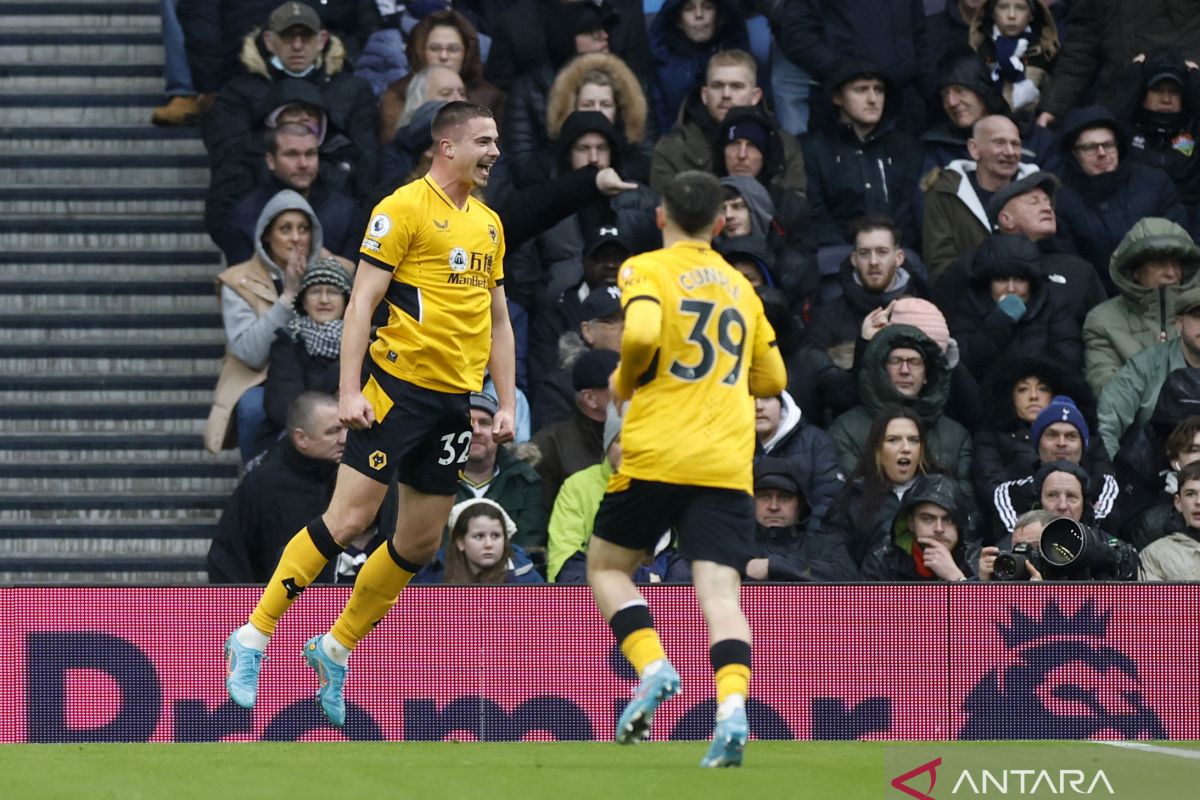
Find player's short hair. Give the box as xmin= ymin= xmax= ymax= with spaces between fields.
xmin=662 ymin=171 xmax=723 ymax=237
xmin=431 ymin=100 xmax=494 ymax=141
xmin=287 ymin=391 xmax=337 ymax=434
xmin=265 ymin=122 xmax=317 ymax=155
xmin=851 ymin=214 xmax=902 ymax=249
xmin=707 ymin=49 xmax=757 ymax=84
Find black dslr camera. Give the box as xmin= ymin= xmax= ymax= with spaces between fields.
xmin=992 ymin=517 xmax=1138 ymax=581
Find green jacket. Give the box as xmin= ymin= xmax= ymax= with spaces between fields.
xmin=455 ymin=446 xmax=547 ymax=550
xmin=827 ymin=325 xmax=974 ymax=502
xmin=1098 ymin=339 xmax=1191 ymax=457
xmin=546 ymin=458 xmax=612 ymax=582
xmin=1083 ymin=217 xmax=1200 ymax=393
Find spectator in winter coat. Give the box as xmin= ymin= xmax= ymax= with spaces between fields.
xmin=262 ymin=258 xmax=350 ymax=448
xmin=712 ymin=104 xmax=808 ymax=208
xmin=967 ymin=0 xmax=1058 ymax=116
xmin=1035 ymin=0 xmax=1200 ymax=129
xmin=207 ymin=391 xmax=392 ymax=584
xmin=822 ymin=405 xmax=946 ymax=567
xmin=201 ymin=3 xmax=379 ymax=203
xmin=1084 ymin=218 xmax=1200 ymax=393
xmin=1139 ymin=460 xmax=1200 ymax=580
xmin=1054 ymin=105 xmax=1190 ymax=285
xmin=411 ymin=499 xmax=544 ymax=585
xmin=376 ymin=9 xmax=501 ymax=143
xmin=827 ymin=324 xmax=974 ymax=503
xmin=946 ymin=232 xmax=1083 ymax=386
xmin=922 ymin=114 xmax=1040 ymax=284
xmin=753 ymin=391 xmax=844 ymax=524
xmin=1112 ymin=50 xmax=1200 ymax=229
xmin=971 ymin=356 xmax=1099 ymax=504
xmin=861 ymin=473 xmax=975 ymax=581
xmin=1112 ymin=370 xmax=1200 ymax=548
xmin=800 ymin=59 xmax=922 ymax=248
xmin=204 ymin=190 xmax=333 ymax=461
xmin=647 ymin=0 xmax=750 ymax=134
xmin=544 ymin=52 xmax=653 ymax=184
xmin=1100 ymin=288 xmax=1200 ymax=457
xmin=989 ymin=396 xmax=1120 ymax=542
xmin=745 ymin=457 xmax=858 ymax=582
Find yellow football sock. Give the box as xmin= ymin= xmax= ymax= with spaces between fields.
xmin=620 ymin=628 xmax=667 ymax=677
xmin=249 ymin=519 xmax=342 ymax=636
xmin=328 ymin=541 xmax=417 ymax=651
xmin=715 ymin=663 xmax=751 ymax=705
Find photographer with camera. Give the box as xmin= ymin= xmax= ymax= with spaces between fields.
xmin=978 ymin=508 xmax=1053 ymax=582
xmin=1139 ymin=461 xmax=1200 ymax=580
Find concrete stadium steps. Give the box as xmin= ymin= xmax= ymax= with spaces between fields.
xmin=0 ymin=0 xmax=232 ymax=583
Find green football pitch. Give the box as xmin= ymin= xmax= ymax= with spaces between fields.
xmin=3 ymin=740 xmax=1199 ymax=799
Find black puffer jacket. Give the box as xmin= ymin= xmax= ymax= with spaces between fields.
xmin=1055 ymin=105 xmax=1190 ymax=284
xmin=819 ymin=477 xmax=907 ymax=568
xmin=948 ymin=234 xmax=1083 ymax=383
xmin=800 ymin=59 xmax=922 ymax=247
xmin=750 ymin=521 xmax=861 ymax=582
xmin=971 ymin=356 xmax=1101 ymax=503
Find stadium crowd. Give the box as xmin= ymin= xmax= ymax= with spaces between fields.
xmin=170 ymin=0 xmax=1200 ymax=584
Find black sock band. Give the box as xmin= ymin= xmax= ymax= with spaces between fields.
xmin=710 ymin=639 xmax=752 ymax=672
xmin=610 ymin=604 xmax=655 ymax=642
xmin=386 ymin=539 xmax=425 ymax=573
xmin=306 ymin=517 xmax=343 ymax=559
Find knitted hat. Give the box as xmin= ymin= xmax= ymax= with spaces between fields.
xmin=726 ymin=118 xmax=770 ymax=155
xmin=296 ymin=258 xmax=351 ymax=309
xmin=1031 ymin=395 xmax=1090 ymax=450
xmin=889 ymin=298 xmax=950 ymax=354
xmin=572 ymin=347 xmax=620 ymax=391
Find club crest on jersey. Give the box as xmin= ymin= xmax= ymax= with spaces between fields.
xmin=449 ymin=247 xmax=469 ymax=273
xmin=488 ymin=224 xmax=498 ymax=244
xmin=368 ymin=213 xmax=391 ymax=238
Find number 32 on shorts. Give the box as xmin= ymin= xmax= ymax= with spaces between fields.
xmin=438 ymin=431 xmax=472 ymax=465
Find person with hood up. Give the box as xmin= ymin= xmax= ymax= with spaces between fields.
xmin=800 ymin=58 xmax=921 ymax=248
xmin=971 ymin=355 xmax=1099 ymax=502
xmin=202 ymin=2 xmax=378 ymax=201
xmin=927 ymin=0 xmax=983 ymax=72
xmin=714 ymin=173 xmax=817 ymax=309
xmin=861 ymin=473 xmax=975 ymax=581
xmin=826 ymin=323 xmax=974 ymax=502
xmin=410 ymin=498 xmax=544 ymax=584
xmin=544 ymin=51 xmax=654 ymax=183
xmin=821 ymin=406 xmax=947 ymax=567
xmin=374 ymin=8 xmax=501 ymax=143
xmin=1112 ymin=369 xmax=1200 ymax=547
xmin=946 ymin=232 xmax=1083 ymax=386
xmin=1054 ymin=104 xmax=1190 ymax=282
xmin=745 ymin=457 xmax=858 ymax=582
xmin=967 ymin=0 xmax=1058 ymax=116
xmin=647 ymin=0 xmax=751 ymax=133
xmin=498 ymin=110 xmax=660 ymax=308
xmin=753 ymin=391 xmax=844 ymax=525
xmin=1083 ymin=218 xmax=1200 ymax=393
xmin=712 ymin=104 xmax=808 ymax=209
xmin=205 ymin=189 xmax=328 ymax=461
xmin=1113 ymin=49 xmax=1200 ymax=226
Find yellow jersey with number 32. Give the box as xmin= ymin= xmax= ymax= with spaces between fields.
xmin=614 ymin=240 xmax=785 ymax=495
xmin=360 ymin=176 xmax=505 ymax=393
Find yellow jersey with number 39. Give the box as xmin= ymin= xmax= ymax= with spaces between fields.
xmin=613 ymin=240 xmax=786 ymax=495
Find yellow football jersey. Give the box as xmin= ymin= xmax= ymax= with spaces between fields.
xmin=360 ymin=176 xmax=505 ymax=393
xmin=613 ymin=240 xmax=786 ymax=495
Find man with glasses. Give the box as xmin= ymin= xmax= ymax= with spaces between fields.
xmin=1055 ymin=105 xmax=1189 ymax=277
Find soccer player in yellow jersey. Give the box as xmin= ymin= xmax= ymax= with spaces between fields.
xmin=588 ymin=171 xmax=787 ymax=767
xmin=223 ymin=102 xmax=517 ymax=726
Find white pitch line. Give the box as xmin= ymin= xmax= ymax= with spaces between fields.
xmin=1096 ymin=741 xmax=1200 ymax=761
